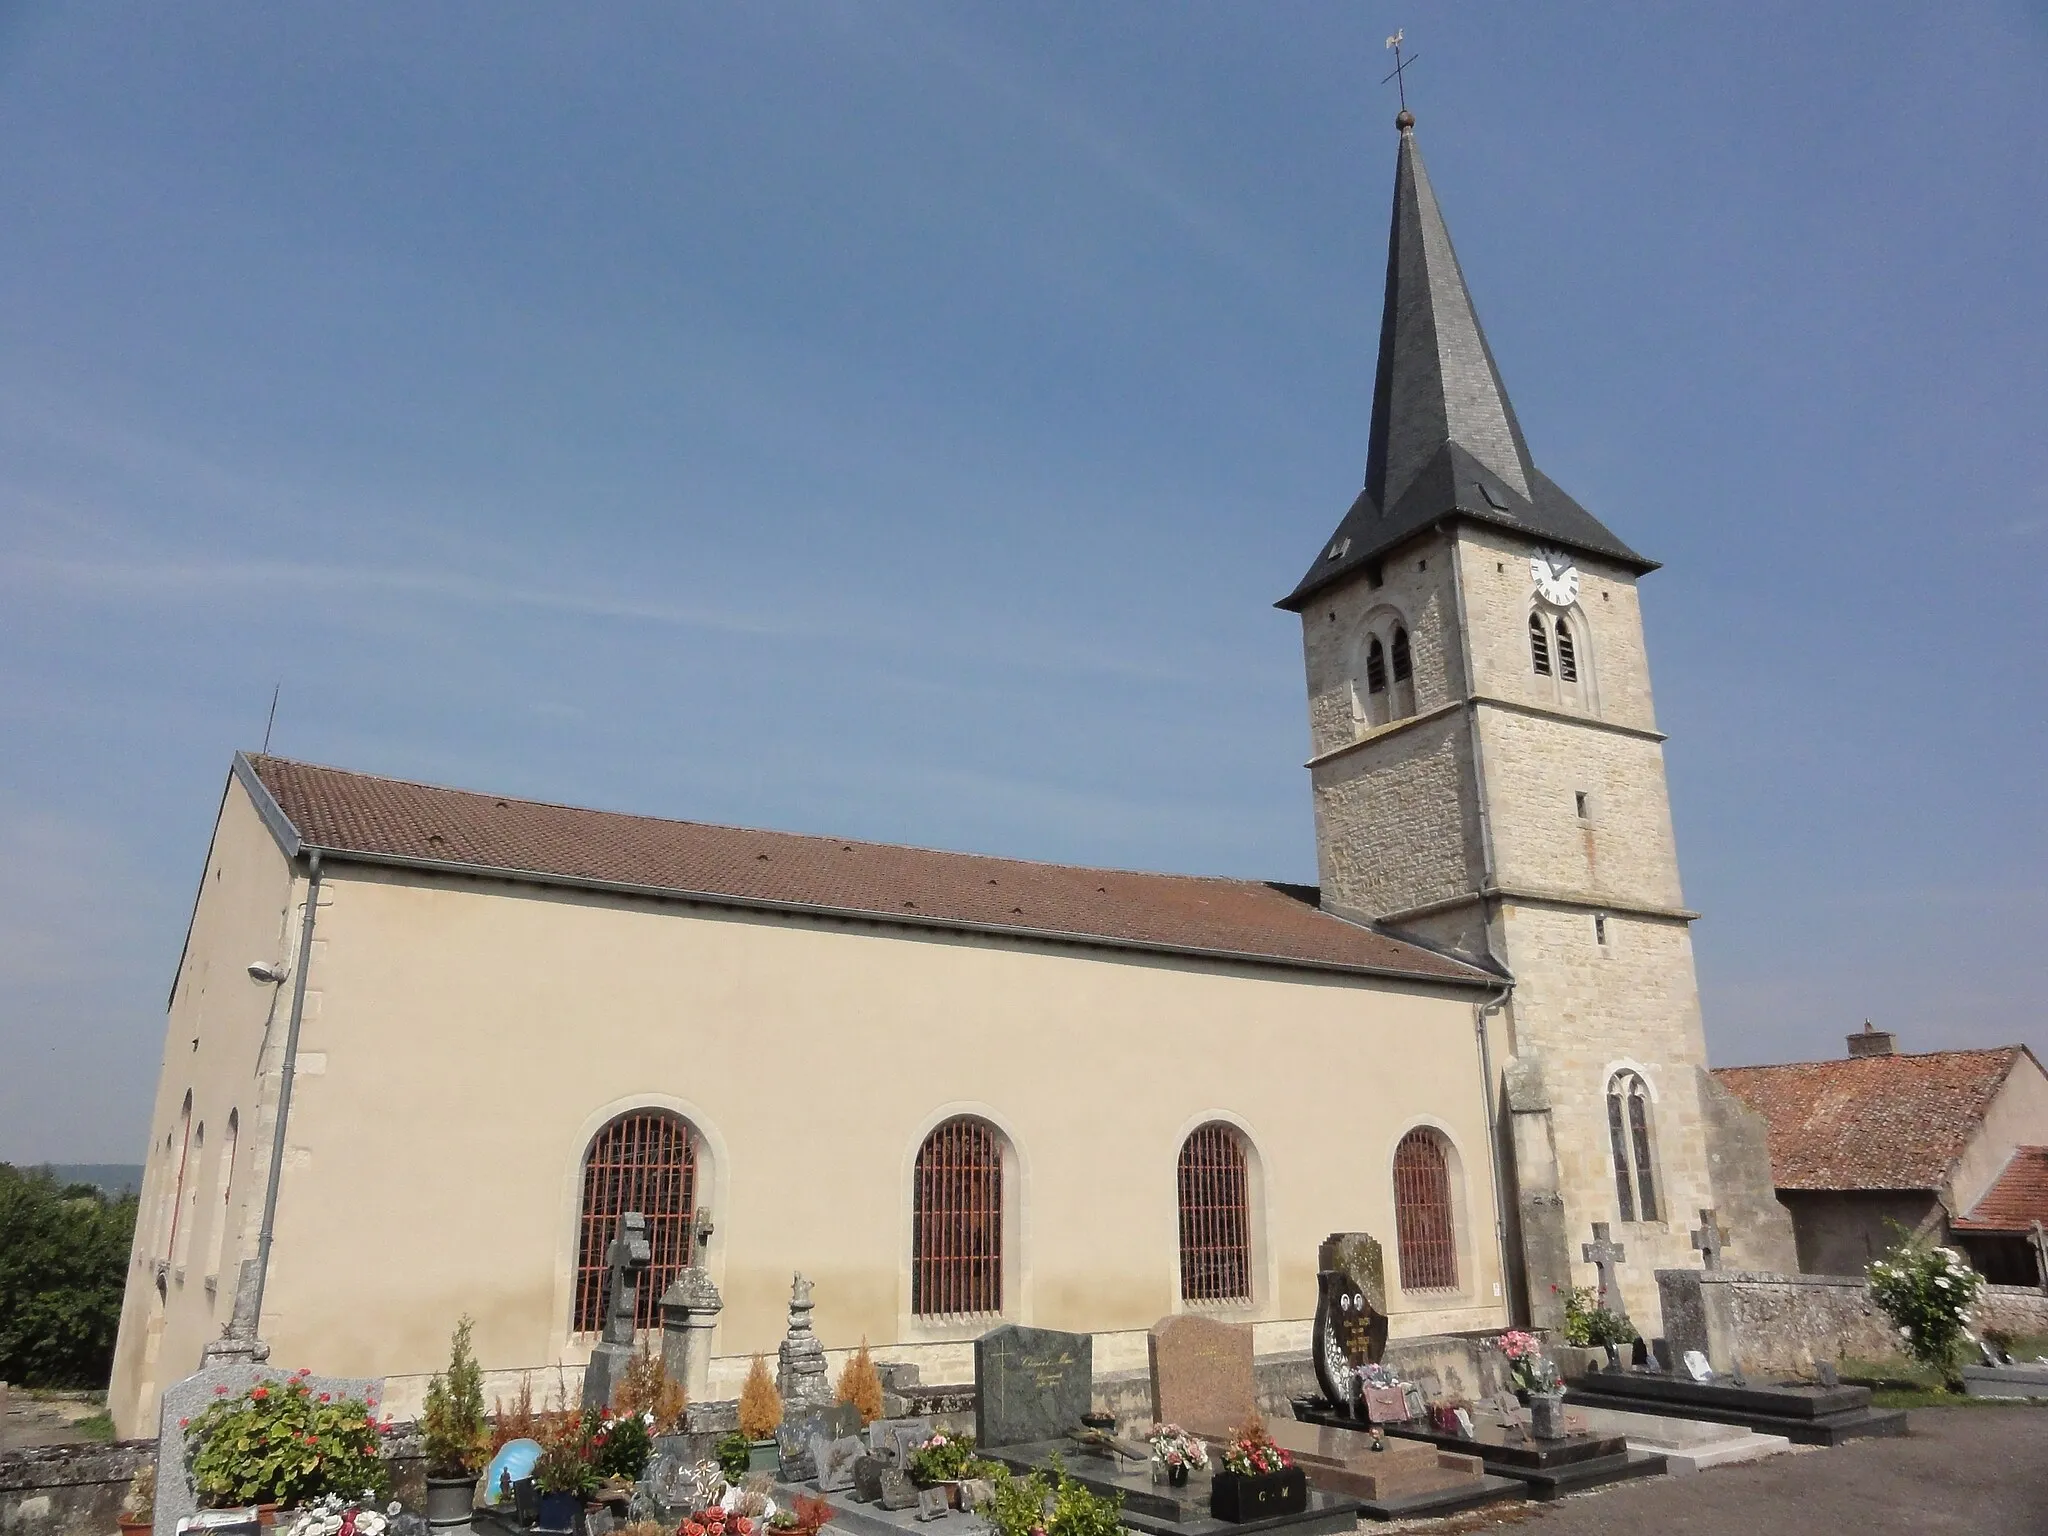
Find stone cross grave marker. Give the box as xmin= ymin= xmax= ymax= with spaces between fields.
xmin=2030 ymin=1221 xmax=2048 ymax=1288
xmin=1581 ymin=1223 xmax=1629 ymax=1319
xmin=777 ymin=1272 xmax=832 ymax=1411
xmin=974 ymin=1324 xmax=1092 ymax=1449
xmin=1148 ymin=1313 xmax=1255 ymax=1438
xmin=583 ymin=1211 xmax=650 ymax=1410
xmin=1689 ymin=1209 xmax=1729 ymax=1272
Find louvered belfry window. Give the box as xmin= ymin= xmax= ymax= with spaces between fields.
xmin=1391 ymin=627 xmax=1413 ymax=683
xmin=573 ymin=1111 xmax=697 ymax=1334
xmin=1393 ymin=1129 xmax=1459 ymax=1291
xmin=1529 ymin=614 xmax=1552 ymax=675
xmin=1366 ymin=637 xmax=1388 ymax=694
xmin=1178 ymin=1123 xmax=1252 ymax=1303
xmin=1555 ymin=618 xmax=1578 ymax=682
xmin=913 ymin=1117 xmax=1003 ymax=1317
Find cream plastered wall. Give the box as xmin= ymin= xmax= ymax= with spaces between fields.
xmin=1947 ymin=1051 xmax=2048 ymax=1216
xmin=110 ymin=777 xmax=304 ymax=1438
xmin=119 ymin=794 xmax=1508 ymax=1433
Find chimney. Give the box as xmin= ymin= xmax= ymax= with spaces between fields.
xmin=1847 ymin=1020 xmax=1897 ymax=1059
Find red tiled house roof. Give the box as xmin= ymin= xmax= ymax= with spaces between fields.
xmin=238 ymin=754 xmax=1496 ymax=987
xmin=1712 ymin=1048 xmax=2024 ymax=1191
xmin=1953 ymin=1147 xmax=2048 ymax=1234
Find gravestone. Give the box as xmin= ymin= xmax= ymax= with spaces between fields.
xmin=1816 ymin=1361 xmax=1839 ymax=1390
xmin=1310 ymin=1232 xmax=1389 ymax=1412
xmin=914 ymin=1488 xmax=950 ymax=1522
xmin=776 ymin=1273 xmax=833 ymax=1412
xmin=154 ymin=1363 xmax=384 ymax=1536
xmin=1147 ymin=1314 xmax=1255 ymax=1436
xmin=957 ymin=1478 xmax=996 ymax=1512
xmin=850 ymin=1455 xmax=886 ymax=1503
xmin=974 ymin=1325 xmax=1092 ymax=1449
xmin=866 ymin=1416 xmax=934 ymax=1466
xmin=878 ymin=1470 xmax=919 ymax=1512
xmin=583 ymin=1212 xmax=651 ymax=1411
xmin=658 ymin=1266 xmax=723 ymax=1404
xmin=1263 ymin=1419 xmax=1489 ymax=1506
xmin=1682 ymin=1351 xmax=1713 ymax=1384
xmin=1581 ymin=1225 xmax=1629 ymax=1321
xmin=776 ymin=1402 xmax=859 ymax=1483
xmin=812 ymin=1434 xmax=864 ymax=1493
xmin=1689 ymin=1210 xmax=1728 ymax=1273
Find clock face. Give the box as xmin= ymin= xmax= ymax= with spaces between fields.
xmin=1530 ymin=549 xmax=1580 ymax=607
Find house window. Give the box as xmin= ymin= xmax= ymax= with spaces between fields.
xmin=1393 ymin=1129 xmax=1459 ymax=1290
xmin=1555 ymin=618 xmax=1578 ymax=682
xmin=1529 ymin=614 xmax=1551 ymax=676
xmin=913 ymin=1117 xmax=1004 ymax=1317
xmin=573 ymin=1110 xmax=699 ymax=1333
xmin=1365 ymin=638 xmax=1387 ymax=695
xmin=1606 ymin=1073 xmax=1659 ymax=1223
xmin=1178 ymin=1123 xmax=1252 ymax=1303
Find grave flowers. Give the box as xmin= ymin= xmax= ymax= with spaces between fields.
xmin=186 ymin=1373 xmax=390 ymax=1513
xmin=1145 ymin=1425 xmax=1208 ymax=1487
xmin=1209 ymin=1421 xmax=1304 ymax=1523
xmin=1487 ymin=1330 xmax=1544 ymax=1394
xmin=281 ymin=1493 xmax=403 ymax=1536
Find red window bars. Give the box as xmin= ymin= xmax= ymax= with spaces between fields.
xmin=1393 ymin=1129 xmax=1458 ymax=1291
xmin=1178 ymin=1123 xmax=1252 ymax=1303
xmin=573 ymin=1111 xmax=697 ymax=1334
xmin=912 ymin=1117 xmax=1002 ymax=1317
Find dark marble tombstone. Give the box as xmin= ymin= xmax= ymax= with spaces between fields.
xmin=850 ymin=1454 xmax=886 ymax=1503
xmin=1310 ymin=1232 xmax=1389 ymax=1414
xmin=974 ymin=1324 xmax=1092 ymax=1449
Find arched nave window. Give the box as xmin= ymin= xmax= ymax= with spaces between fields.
xmin=912 ymin=1117 xmax=1004 ymax=1317
xmin=163 ymin=1091 xmax=194 ymax=1263
xmin=573 ymin=1109 xmax=699 ymax=1333
xmin=1393 ymin=1128 xmax=1459 ymax=1290
xmin=211 ymin=1110 xmax=239 ymax=1287
xmin=1529 ymin=613 xmax=1552 ymax=676
xmin=1606 ymin=1072 xmax=1660 ymax=1223
xmin=1178 ymin=1122 xmax=1252 ymax=1303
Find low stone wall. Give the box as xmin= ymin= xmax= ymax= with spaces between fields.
xmin=1980 ymin=1285 xmax=2048 ymax=1341
xmin=0 ymin=1441 xmax=151 ymax=1536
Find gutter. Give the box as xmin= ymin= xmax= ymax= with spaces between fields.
xmin=1473 ymin=982 xmax=1515 ymax=1320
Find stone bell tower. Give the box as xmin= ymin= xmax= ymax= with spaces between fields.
xmin=1277 ymin=109 xmax=1794 ymax=1325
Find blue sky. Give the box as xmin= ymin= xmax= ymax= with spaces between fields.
xmin=2 ymin=4 xmax=2043 ymax=1162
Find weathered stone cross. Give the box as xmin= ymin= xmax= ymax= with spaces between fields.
xmin=1690 ymin=1208 xmax=1729 ymax=1272
xmin=1582 ymin=1223 xmax=1629 ymax=1317
xmin=2030 ymin=1221 xmax=2047 ymax=1290
xmin=603 ymin=1211 xmax=653 ymax=1346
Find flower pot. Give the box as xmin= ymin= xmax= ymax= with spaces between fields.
xmin=1529 ymin=1393 xmax=1568 ymax=1442
xmin=1209 ymin=1469 xmax=1307 ymax=1523
xmin=1167 ymin=1464 xmax=1189 ymax=1488
xmin=426 ymin=1475 xmax=479 ymax=1529
xmin=535 ymin=1492 xmax=582 ymax=1535
xmin=747 ymin=1440 xmax=779 ymax=1475
xmin=119 ymin=1517 xmax=153 ymax=1536
xmin=1602 ymin=1344 xmax=1621 ymax=1369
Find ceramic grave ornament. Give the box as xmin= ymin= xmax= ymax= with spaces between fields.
xmin=1310 ymin=1232 xmax=1389 ymax=1413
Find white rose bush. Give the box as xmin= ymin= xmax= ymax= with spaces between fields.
xmin=1867 ymin=1240 xmax=1985 ymax=1382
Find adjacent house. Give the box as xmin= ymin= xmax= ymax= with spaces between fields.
xmin=1714 ymin=1027 xmax=2048 ymax=1282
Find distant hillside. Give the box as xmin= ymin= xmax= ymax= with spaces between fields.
xmin=36 ymin=1163 xmax=144 ymax=1196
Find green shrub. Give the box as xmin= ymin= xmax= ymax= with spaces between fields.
xmin=421 ymin=1317 xmax=490 ymax=1477
xmin=185 ymin=1375 xmax=389 ymax=1507
xmin=1868 ymin=1239 xmax=1985 ymax=1381
xmin=716 ymin=1430 xmax=752 ymax=1482
xmin=0 ymin=1166 xmax=136 ymax=1389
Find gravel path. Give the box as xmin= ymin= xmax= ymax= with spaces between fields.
xmin=1392 ymin=1406 xmax=2048 ymax=1536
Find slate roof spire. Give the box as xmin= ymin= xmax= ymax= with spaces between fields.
xmin=1279 ymin=112 xmax=1653 ymax=612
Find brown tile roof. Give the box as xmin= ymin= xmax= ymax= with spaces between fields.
xmin=1954 ymin=1147 xmax=2048 ymax=1233
xmin=1712 ymin=1048 xmax=2025 ymax=1192
xmin=240 ymin=754 xmax=1494 ymax=986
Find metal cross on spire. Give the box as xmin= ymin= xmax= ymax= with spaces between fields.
xmin=1382 ymin=28 xmax=1420 ymax=116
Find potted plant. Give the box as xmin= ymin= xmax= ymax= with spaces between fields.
xmin=1487 ymin=1329 xmax=1544 ymax=1398
xmin=422 ymin=1318 xmax=492 ymax=1529
xmin=184 ymin=1372 xmax=390 ymax=1517
xmin=1146 ymin=1425 xmax=1208 ymax=1488
xmin=118 ymin=1464 xmax=156 ymax=1536
xmin=978 ymin=1459 xmax=1116 ymax=1536
xmin=906 ymin=1431 xmax=981 ymax=1503
xmin=1582 ymin=1306 xmax=1639 ymax=1367
xmin=736 ymin=1356 xmax=782 ymax=1473
xmin=764 ymin=1493 xmax=834 ymax=1536
xmin=715 ymin=1433 xmax=752 ymax=1484
xmin=531 ymin=1415 xmax=599 ymax=1535
xmin=1209 ymin=1421 xmax=1304 ymax=1523
xmin=281 ymin=1495 xmax=403 ymax=1536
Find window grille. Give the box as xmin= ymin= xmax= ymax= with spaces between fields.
xmin=1606 ymin=1073 xmax=1658 ymax=1224
xmin=1391 ymin=627 xmax=1412 ymax=683
xmin=1529 ymin=614 xmax=1551 ymax=675
xmin=1555 ymin=619 xmax=1578 ymax=682
xmin=913 ymin=1117 xmax=1003 ymax=1317
xmin=1366 ymin=638 xmax=1387 ymax=694
xmin=1393 ymin=1130 xmax=1458 ymax=1290
xmin=1178 ymin=1123 xmax=1252 ymax=1303
xmin=573 ymin=1111 xmax=698 ymax=1333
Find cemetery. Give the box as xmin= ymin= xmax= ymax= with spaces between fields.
xmin=15 ymin=1213 xmax=2034 ymax=1536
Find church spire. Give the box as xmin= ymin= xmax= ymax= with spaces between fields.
xmin=1279 ymin=112 xmax=1651 ymax=612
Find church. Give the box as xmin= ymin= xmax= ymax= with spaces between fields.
xmin=108 ymin=110 xmax=1794 ymax=1440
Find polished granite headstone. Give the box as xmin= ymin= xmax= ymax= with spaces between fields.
xmin=1260 ymin=1419 xmax=1522 ymax=1521
xmin=1301 ymin=1398 xmax=1662 ymax=1501
xmin=975 ymin=1325 xmax=1093 ymax=1449
xmin=1564 ymin=1366 xmax=1908 ymax=1444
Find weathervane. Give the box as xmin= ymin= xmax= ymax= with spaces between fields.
xmin=1382 ymin=29 xmax=1419 ymax=125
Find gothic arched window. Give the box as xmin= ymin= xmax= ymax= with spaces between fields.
xmin=163 ymin=1091 xmax=193 ymax=1263
xmin=574 ymin=1110 xmax=699 ymax=1333
xmin=1390 ymin=627 xmax=1412 ymax=684
xmin=212 ymin=1110 xmax=239 ymax=1285
xmin=1365 ymin=637 xmax=1387 ymax=695
xmin=1178 ymin=1123 xmax=1252 ymax=1303
xmin=1393 ymin=1128 xmax=1458 ymax=1290
xmin=1529 ymin=614 xmax=1552 ymax=676
xmin=1555 ymin=618 xmax=1578 ymax=683
xmin=1606 ymin=1073 xmax=1659 ymax=1223
xmin=913 ymin=1117 xmax=1004 ymax=1317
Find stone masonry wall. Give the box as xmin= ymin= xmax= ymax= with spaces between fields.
xmin=1311 ymin=712 xmax=1477 ymax=923
xmin=0 ymin=1442 xmax=151 ymax=1536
